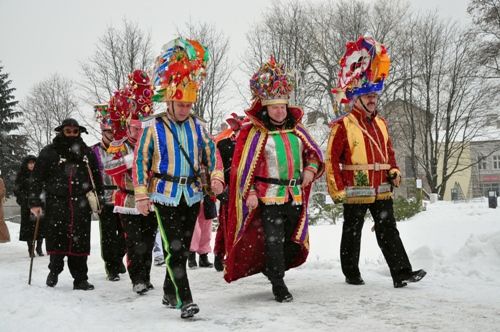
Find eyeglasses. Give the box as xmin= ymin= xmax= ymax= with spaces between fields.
xmin=63 ymin=128 xmax=80 ymax=135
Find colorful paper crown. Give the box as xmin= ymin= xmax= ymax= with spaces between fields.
xmin=331 ymin=36 xmax=390 ymax=105
xmin=153 ymin=37 xmax=210 ymax=103
xmin=94 ymin=103 xmax=111 ymax=130
xmin=250 ymin=56 xmax=294 ymax=106
xmin=108 ymin=88 xmax=132 ymax=141
xmin=128 ymin=69 xmax=154 ymax=125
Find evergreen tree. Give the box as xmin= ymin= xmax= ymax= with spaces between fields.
xmin=0 ymin=63 xmax=27 ymax=196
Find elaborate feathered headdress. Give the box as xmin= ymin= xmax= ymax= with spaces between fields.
xmin=331 ymin=36 xmax=390 ymax=106
xmin=153 ymin=37 xmax=210 ymax=103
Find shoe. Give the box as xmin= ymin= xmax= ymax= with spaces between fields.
xmin=36 ymin=248 xmax=44 ymax=256
xmin=214 ymin=255 xmax=224 ymax=272
xmin=188 ymin=251 xmax=197 ymax=268
xmin=154 ymin=256 xmax=165 ymax=266
xmin=198 ymin=253 xmax=213 ymax=268
xmin=394 ymin=269 xmax=427 ymax=288
xmin=46 ymin=271 xmax=58 ymax=287
xmin=393 ymin=280 xmax=408 ymax=288
xmin=108 ymin=274 xmax=120 ymax=281
xmin=146 ymin=282 xmax=154 ymax=290
xmin=180 ymin=303 xmax=200 ymax=319
xmin=271 ymin=279 xmax=293 ymax=303
xmin=345 ymin=276 xmax=365 ymax=285
xmin=406 ymin=269 xmax=427 ymax=283
xmin=162 ymin=294 xmax=178 ymax=309
xmin=133 ymin=283 xmax=148 ymax=294
xmin=73 ymin=280 xmax=95 ymax=290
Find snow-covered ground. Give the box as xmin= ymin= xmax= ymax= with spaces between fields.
xmin=1 ymin=199 xmax=500 ymax=331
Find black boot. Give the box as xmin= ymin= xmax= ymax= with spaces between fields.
xmin=198 ymin=253 xmax=213 ymax=268
xmin=107 ymin=273 xmax=120 ymax=281
xmin=46 ymin=271 xmax=58 ymax=287
xmin=407 ymin=269 xmax=427 ymax=283
xmin=133 ymin=282 xmax=148 ymax=294
xmin=73 ymin=280 xmax=95 ymax=291
xmin=345 ymin=275 xmax=365 ymax=285
xmin=271 ymin=278 xmax=293 ymax=303
xmin=394 ymin=269 xmax=427 ymax=288
xmin=214 ymin=255 xmax=224 ymax=272
xmin=188 ymin=251 xmax=197 ymax=268
xmin=35 ymin=240 xmax=44 ymax=256
xmin=180 ymin=302 xmax=200 ymax=319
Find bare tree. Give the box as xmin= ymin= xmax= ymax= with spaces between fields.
xmin=243 ymin=1 xmax=316 ymax=110
xmin=179 ymin=22 xmax=232 ymax=134
xmin=391 ymin=13 xmax=498 ymax=197
xmin=19 ymin=74 xmax=78 ymax=154
xmin=80 ymin=19 xmax=154 ymax=104
xmin=467 ymin=0 xmax=500 ymax=77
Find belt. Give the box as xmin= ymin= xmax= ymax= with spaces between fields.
xmin=103 ymin=185 xmax=117 ymax=191
xmin=118 ymin=187 xmax=134 ymax=195
xmin=154 ymin=173 xmax=197 ymax=185
xmin=254 ymin=176 xmax=301 ymax=186
xmin=342 ymin=163 xmax=391 ymax=171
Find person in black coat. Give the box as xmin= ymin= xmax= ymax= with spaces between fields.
xmin=14 ymin=155 xmax=45 ymax=256
xmin=30 ymin=118 xmax=103 ymax=291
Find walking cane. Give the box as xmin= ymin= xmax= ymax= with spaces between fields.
xmin=28 ymin=214 xmax=41 ymax=285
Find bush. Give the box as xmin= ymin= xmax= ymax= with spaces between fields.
xmin=393 ymin=197 xmax=422 ymax=221
xmin=308 ymin=194 xmax=422 ymax=224
xmin=308 ymin=193 xmax=343 ymax=225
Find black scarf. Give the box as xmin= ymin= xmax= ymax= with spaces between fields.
xmin=53 ymin=134 xmax=87 ymax=163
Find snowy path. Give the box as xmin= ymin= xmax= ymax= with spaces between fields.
xmin=1 ymin=200 xmax=500 ymax=331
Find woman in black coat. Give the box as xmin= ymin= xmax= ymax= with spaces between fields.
xmin=14 ymin=155 xmax=44 ymax=256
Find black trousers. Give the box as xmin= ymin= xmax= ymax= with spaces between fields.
xmin=49 ymin=254 xmax=88 ymax=282
xmin=98 ymin=204 xmax=126 ymax=276
xmin=341 ymin=199 xmax=412 ymax=282
xmin=119 ymin=213 xmax=157 ymax=285
xmin=260 ymin=201 xmax=303 ymax=282
xmin=155 ymin=198 xmax=200 ymax=306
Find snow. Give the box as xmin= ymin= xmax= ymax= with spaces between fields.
xmin=1 ymin=199 xmax=500 ymax=331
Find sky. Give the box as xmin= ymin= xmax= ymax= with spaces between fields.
xmin=0 ymin=0 xmax=471 ymax=127
xmin=2 ymin=198 xmax=500 ymax=330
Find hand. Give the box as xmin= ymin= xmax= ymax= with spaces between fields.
xmin=30 ymin=207 xmax=42 ymax=218
xmin=211 ymin=180 xmax=224 ymax=195
xmin=391 ymin=174 xmax=401 ymax=187
xmin=301 ymin=169 xmax=315 ymax=187
xmin=332 ymin=190 xmax=346 ymax=204
xmin=136 ymin=199 xmax=151 ymax=216
xmin=246 ymin=192 xmax=258 ymax=210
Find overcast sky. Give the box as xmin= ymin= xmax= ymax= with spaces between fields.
xmin=0 ymin=0 xmax=471 ymax=120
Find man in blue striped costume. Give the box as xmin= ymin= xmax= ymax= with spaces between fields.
xmin=132 ymin=38 xmax=215 ymax=319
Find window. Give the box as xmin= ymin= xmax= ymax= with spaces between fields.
xmin=493 ymin=155 xmax=500 ymax=170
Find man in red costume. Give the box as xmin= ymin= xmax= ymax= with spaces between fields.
xmin=326 ymin=36 xmax=426 ymax=288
